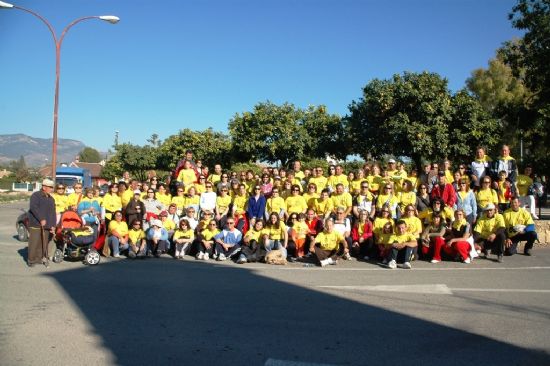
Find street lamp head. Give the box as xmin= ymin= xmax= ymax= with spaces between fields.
xmin=0 ymin=1 xmax=14 ymax=8
xmin=99 ymin=15 xmax=120 ymax=24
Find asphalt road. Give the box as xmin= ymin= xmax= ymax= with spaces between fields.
xmin=1 ymin=201 xmax=549 ymax=366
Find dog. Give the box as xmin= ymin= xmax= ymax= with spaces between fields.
xmin=264 ymin=249 xmax=287 ymax=265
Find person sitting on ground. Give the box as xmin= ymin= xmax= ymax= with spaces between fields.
xmin=107 ymin=210 xmax=129 ymax=258
xmin=195 ymin=219 xmax=219 ymax=260
xmin=310 ymin=217 xmax=349 ymax=267
xmin=263 ymin=212 xmax=289 ymax=260
xmin=146 ymin=219 xmax=169 ymax=257
xmin=401 ymin=204 xmax=423 ymax=242
xmin=445 ymin=209 xmax=477 ymax=264
xmin=304 ymin=208 xmax=323 ymax=256
xmin=386 ymin=220 xmax=417 ymax=269
xmin=237 ymin=219 xmax=265 ymax=264
xmin=373 ymin=206 xmax=394 ymax=242
xmin=128 ymin=219 xmax=147 ymax=258
xmin=351 ymin=210 xmax=374 ymax=260
xmin=376 ymin=222 xmax=394 ymax=263
xmin=421 ymin=213 xmax=447 ymax=263
xmin=173 ymin=218 xmax=195 ymax=259
xmin=333 ymin=207 xmax=353 ymax=260
xmin=213 ymin=218 xmax=242 ymax=261
xmin=288 ymin=213 xmax=310 ymax=259
xmin=503 ymin=197 xmax=538 ymax=256
xmin=473 ymin=203 xmax=506 ymax=263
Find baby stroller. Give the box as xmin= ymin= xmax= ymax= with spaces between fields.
xmin=52 ymin=210 xmax=101 ymax=265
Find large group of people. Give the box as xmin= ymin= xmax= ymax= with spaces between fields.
xmin=33 ymin=146 xmax=543 ymax=269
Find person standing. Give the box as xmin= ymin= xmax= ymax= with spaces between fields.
xmin=27 ymin=179 xmax=56 ymax=267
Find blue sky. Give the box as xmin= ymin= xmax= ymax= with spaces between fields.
xmin=0 ymin=0 xmax=522 ymax=152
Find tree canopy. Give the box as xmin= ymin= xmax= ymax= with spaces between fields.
xmin=78 ymin=147 xmax=102 ymax=163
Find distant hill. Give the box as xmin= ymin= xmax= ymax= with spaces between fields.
xmin=0 ymin=134 xmax=88 ymax=167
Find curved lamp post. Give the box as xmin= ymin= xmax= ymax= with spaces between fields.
xmin=0 ymin=1 xmax=119 ymax=180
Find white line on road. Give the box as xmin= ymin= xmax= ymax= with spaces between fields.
xmin=318 ymin=284 xmax=550 ymax=295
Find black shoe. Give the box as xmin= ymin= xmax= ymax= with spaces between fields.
xmin=497 ymin=255 xmax=503 ymax=263
xmin=524 ymin=249 xmax=532 ymax=256
xmin=27 ymin=263 xmax=35 ymax=268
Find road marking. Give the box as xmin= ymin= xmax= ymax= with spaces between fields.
xmin=318 ymin=285 xmax=550 ymax=295
xmin=239 ymin=265 xmax=550 ymax=272
xmin=319 ymin=284 xmax=453 ymax=295
xmin=264 ymin=359 xmax=338 ymax=366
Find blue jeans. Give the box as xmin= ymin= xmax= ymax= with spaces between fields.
xmin=108 ymin=236 xmax=129 ymax=256
xmin=265 ymin=239 xmax=287 ymax=259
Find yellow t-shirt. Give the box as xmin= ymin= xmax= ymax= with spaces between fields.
xmin=331 ymin=192 xmax=353 ymax=211
xmin=373 ymin=217 xmax=394 ymax=236
xmin=315 ymin=230 xmax=344 ymax=251
xmin=66 ymin=192 xmax=82 ymax=209
xmin=264 ymin=222 xmax=287 ymax=240
xmin=177 ymin=168 xmax=197 ymax=186
xmin=377 ymin=233 xmax=394 ymax=246
xmin=108 ymin=220 xmax=128 ymax=236
xmin=52 ymin=193 xmax=68 ymax=213
xmin=156 ymin=192 xmax=172 ymax=207
xmin=474 ymin=213 xmax=505 ymax=239
xmin=503 ymin=208 xmax=534 ymax=237
xmin=285 ymin=195 xmax=308 ymax=214
xmin=314 ymin=198 xmax=334 ymax=216
xmin=173 ymin=228 xmax=194 ymax=241
xmin=350 ymin=179 xmax=367 ymax=195
xmin=398 ymin=191 xmax=417 ymax=212
xmin=184 ymin=195 xmax=200 ymax=208
xmin=308 ymin=176 xmax=328 ymax=193
xmin=390 ymin=232 xmax=417 ymax=244
xmin=121 ymin=189 xmax=134 ymax=208
xmin=171 ymin=196 xmax=186 ymax=210
xmin=232 ymin=194 xmax=248 ymax=214
xmin=302 ymin=192 xmax=319 ymax=209
xmin=375 ymin=194 xmax=399 ymax=211
xmin=266 ymin=197 xmax=286 ymax=216
xmin=366 ymin=175 xmax=384 ymax=193
xmin=516 ymin=175 xmax=533 ymax=197
xmin=476 ymin=188 xmax=498 ymax=209
xmin=128 ymin=229 xmax=145 ymax=244
xmin=208 ymin=173 xmax=221 ymax=185
xmin=201 ymin=228 xmax=219 ymax=241
xmin=292 ymin=221 xmax=310 ymax=239
xmin=244 ymin=229 xmax=263 ymax=242
xmin=161 ymin=218 xmax=176 ymax=231
xmin=103 ymin=193 xmax=122 ymax=218
xmin=216 ymin=195 xmax=232 ymax=213
xmin=402 ymin=216 xmax=423 ymax=237
xmin=327 ymin=174 xmax=349 ymax=190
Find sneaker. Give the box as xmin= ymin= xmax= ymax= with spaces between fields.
xmin=204 ymin=253 xmax=210 ymax=261
xmin=113 ymin=254 xmax=121 ymax=258
xmin=387 ymin=260 xmax=397 ymax=269
xmin=430 ymin=259 xmax=440 ymax=264
xmin=128 ymin=251 xmax=137 ymax=259
xmin=196 ymin=252 xmax=204 ymax=260
xmin=212 ymin=253 xmax=218 ymax=260
xmin=463 ymin=257 xmax=471 ymax=264
xmin=532 ymin=214 xmax=539 ymax=220
xmin=403 ymin=261 xmax=412 ymax=269
xmin=218 ymin=254 xmax=226 ymax=261
xmin=320 ymin=259 xmax=330 ymax=267
xmin=343 ymin=253 xmax=352 ymax=261
xmin=237 ymin=255 xmax=247 ymax=264
xmin=329 ymin=258 xmax=337 ymax=265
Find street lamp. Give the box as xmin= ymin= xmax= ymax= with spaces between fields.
xmin=0 ymin=1 xmax=119 ymax=180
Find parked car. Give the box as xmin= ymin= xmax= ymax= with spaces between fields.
xmin=16 ymin=210 xmax=29 ymax=242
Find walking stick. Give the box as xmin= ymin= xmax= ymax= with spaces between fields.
xmin=40 ymin=225 xmax=49 ymax=267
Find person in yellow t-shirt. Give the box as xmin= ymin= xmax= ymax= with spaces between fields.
xmin=239 ymin=220 xmax=265 ymax=263
xmin=326 ymin=165 xmax=349 ymax=192
xmin=173 ymin=218 xmax=195 ymax=259
xmin=107 ymin=210 xmax=129 ymax=257
xmin=103 ymin=184 xmax=122 ymax=223
xmin=503 ymin=197 xmax=537 ymax=256
xmin=177 ymin=160 xmax=198 ymax=190
xmin=350 ymin=169 xmax=367 ymax=196
xmin=285 ymin=184 xmax=308 ymax=218
xmin=184 ymin=186 xmax=200 ymax=219
xmin=376 ymin=222 xmax=394 ymax=263
xmin=128 ymin=219 xmax=146 ymax=258
xmin=302 ymin=183 xmax=319 ymax=210
xmin=386 ymin=220 xmax=417 ymax=269
xmin=373 ymin=207 xmax=394 ymax=237
xmin=475 ymin=177 xmax=499 ymax=214
xmin=156 ymin=184 xmax=172 ymax=208
xmin=263 ymin=213 xmax=289 ymax=258
xmin=66 ymin=183 xmax=83 ymax=211
xmin=310 ymin=218 xmax=348 ymax=267
xmin=474 ymin=203 xmax=506 ymax=262
xmin=314 ymin=189 xmax=334 ymax=219
xmin=215 ymin=187 xmax=232 ymax=228
xmin=171 ymin=186 xmax=186 ymax=216
xmin=308 ymin=167 xmax=328 ymax=193
xmin=331 ymin=183 xmax=353 ymax=217
xmin=52 ymin=183 xmax=68 ymax=223
xmin=366 ymin=164 xmax=384 ymax=195
xmin=516 ymin=166 xmax=538 ymax=219
xmin=397 ymin=180 xmax=417 ymax=216
xmin=266 ymin=188 xmax=286 ymax=220
xmin=372 ymin=183 xmax=399 ymax=219
xmin=401 ymin=204 xmax=423 ymax=238
xmin=196 ymin=219 xmax=219 ymax=260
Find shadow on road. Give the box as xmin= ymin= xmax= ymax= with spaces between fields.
xmin=44 ymin=259 xmax=550 ymax=366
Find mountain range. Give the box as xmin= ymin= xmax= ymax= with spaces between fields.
xmin=0 ymin=134 xmax=88 ymax=168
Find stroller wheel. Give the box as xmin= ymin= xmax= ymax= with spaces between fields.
xmin=85 ymin=250 xmax=101 ymax=265
xmin=53 ymin=248 xmax=64 ymax=263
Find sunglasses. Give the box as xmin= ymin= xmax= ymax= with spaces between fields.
xmin=227 ymin=222 xmax=235 ymax=225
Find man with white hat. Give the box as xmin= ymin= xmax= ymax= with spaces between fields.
xmin=27 ymin=179 xmax=56 ymax=267
xmin=473 ymin=203 xmax=506 ymax=262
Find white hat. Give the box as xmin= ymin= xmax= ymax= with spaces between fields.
xmin=388 ymin=159 xmax=396 ymax=163
xmin=42 ymin=178 xmax=54 ymax=187
xmin=484 ymin=203 xmax=496 ymax=211
xmin=133 ymin=189 xmax=141 ymax=195
xmin=152 ymin=219 xmax=162 ymax=227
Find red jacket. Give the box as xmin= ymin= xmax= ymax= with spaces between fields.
xmin=351 ymin=221 xmax=373 ymax=242
xmin=430 ymin=183 xmax=456 ymax=207
xmin=306 ymin=218 xmax=323 ymax=236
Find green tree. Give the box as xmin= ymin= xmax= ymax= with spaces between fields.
xmin=157 ymin=128 xmax=232 ymax=171
xmin=78 ymin=147 xmax=102 ymax=163
xmin=102 ymin=143 xmax=158 ymax=182
xmin=301 ymin=105 xmax=348 ymax=161
xmin=346 ymin=72 xmax=499 ymax=168
xmin=229 ymin=102 xmax=308 ymax=166
xmin=10 ymin=155 xmax=30 ymax=182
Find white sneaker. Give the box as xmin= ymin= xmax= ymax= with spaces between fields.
xmin=463 ymin=257 xmax=471 ymax=264
xmin=204 ymin=253 xmax=210 ymax=261
xmin=430 ymin=259 xmax=440 ymax=264
xmin=328 ymin=258 xmax=336 ymax=265
xmin=532 ymin=214 xmax=539 ymax=220
xmin=343 ymin=253 xmax=352 ymax=261
xmin=320 ymin=259 xmax=330 ymax=267
xmin=388 ymin=260 xmax=397 ymax=269
xmin=196 ymin=252 xmax=204 ymax=260
xmin=237 ymin=255 xmax=247 ymax=264
xmin=218 ymin=254 xmax=226 ymax=261
xmin=113 ymin=254 xmax=121 ymax=258
xmin=403 ymin=261 xmax=412 ymax=269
